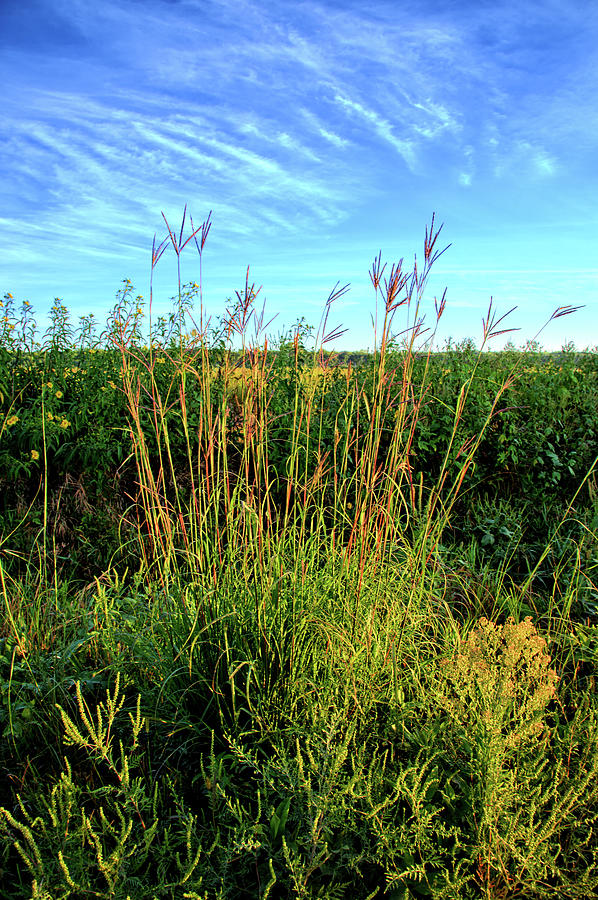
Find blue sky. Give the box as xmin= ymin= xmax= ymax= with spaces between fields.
xmin=2 ymin=0 xmax=597 ymax=351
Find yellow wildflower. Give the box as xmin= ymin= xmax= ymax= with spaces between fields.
xmin=6 ymin=414 xmax=19 ymax=426
xmin=46 ymin=381 xmax=53 ymax=389
xmin=55 ymin=390 xmax=63 ymax=399
xmin=31 ymin=450 xmax=39 ymax=461
xmin=59 ymin=418 xmax=70 ymax=429
xmin=47 ymin=412 xmax=54 ymax=421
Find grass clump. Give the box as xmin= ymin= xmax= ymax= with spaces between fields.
xmin=0 ymin=209 xmax=597 ymax=898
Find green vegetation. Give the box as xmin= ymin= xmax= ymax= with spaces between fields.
xmin=0 ymin=212 xmax=597 ymax=899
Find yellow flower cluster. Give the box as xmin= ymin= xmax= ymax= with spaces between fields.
xmin=46 ymin=413 xmax=69 ymax=427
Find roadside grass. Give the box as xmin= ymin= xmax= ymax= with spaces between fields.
xmin=0 ymin=211 xmax=597 ymax=898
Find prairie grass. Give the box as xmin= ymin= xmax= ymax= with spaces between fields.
xmin=0 ymin=210 xmax=597 ymax=898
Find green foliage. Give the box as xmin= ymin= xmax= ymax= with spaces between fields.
xmin=0 ymin=675 xmax=209 ymax=899
xmin=2 ymin=305 xmax=597 ymax=584
xmin=1 ymin=211 xmax=597 ymax=897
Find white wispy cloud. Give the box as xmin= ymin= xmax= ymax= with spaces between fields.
xmin=298 ymin=108 xmax=349 ymax=149
xmin=333 ymin=93 xmax=417 ymax=170
xmin=533 ymin=150 xmax=557 ymax=177
xmin=2 ymin=82 xmax=350 ymax=260
xmin=318 ymin=127 xmax=347 ymax=148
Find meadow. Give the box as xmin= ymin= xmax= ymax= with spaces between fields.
xmin=0 ymin=212 xmax=597 ymax=899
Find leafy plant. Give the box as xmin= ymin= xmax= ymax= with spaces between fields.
xmin=0 ymin=675 xmax=208 ymax=899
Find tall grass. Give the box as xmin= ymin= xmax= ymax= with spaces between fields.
xmin=0 ymin=211 xmax=597 ymax=898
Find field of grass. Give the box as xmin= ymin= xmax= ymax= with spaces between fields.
xmin=0 ymin=213 xmax=597 ymax=899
